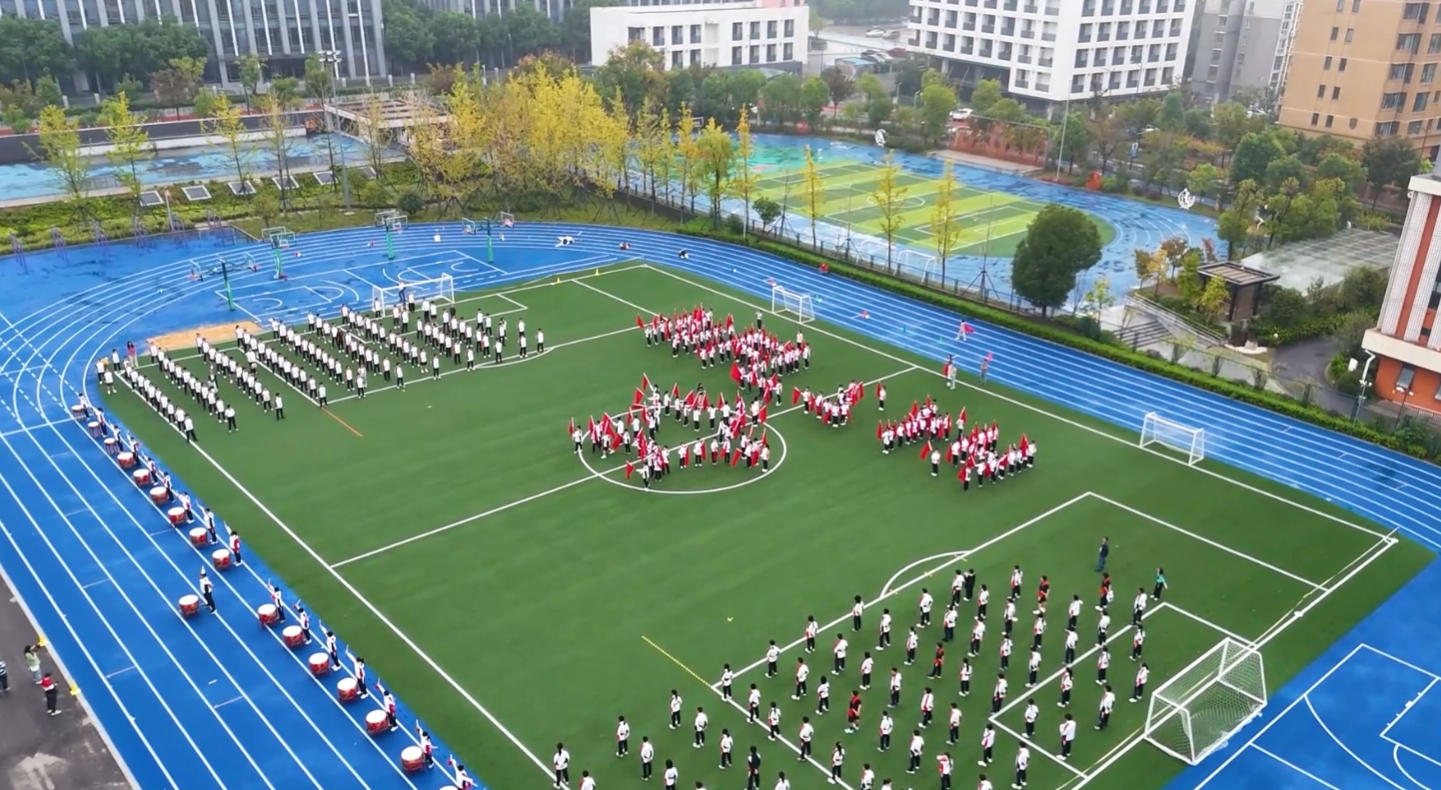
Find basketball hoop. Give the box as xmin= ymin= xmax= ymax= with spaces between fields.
xmin=1177 ymin=188 xmax=1197 ymax=211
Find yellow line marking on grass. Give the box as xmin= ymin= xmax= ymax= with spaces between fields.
xmin=642 ymin=636 xmax=712 ymax=687
xmin=323 ymin=407 xmax=364 ymax=438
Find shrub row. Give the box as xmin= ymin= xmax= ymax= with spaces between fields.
xmin=678 ymin=225 xmax=1435 ymax=463
xmin=1250 ymin=313 xmax=1349 ymax=347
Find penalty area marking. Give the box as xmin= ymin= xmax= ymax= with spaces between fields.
xmin=578 ymin=422 xmax=789 ymax=496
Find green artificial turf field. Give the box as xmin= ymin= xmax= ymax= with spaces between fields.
xmin=107 ymin=261 xmax=1430 ymax=790
xmin=751 ymin=161 xmax=1116 ymax=258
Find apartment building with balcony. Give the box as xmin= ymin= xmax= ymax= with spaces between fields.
xmin=0 ymin=0 xmax=385 ymax=86
xmin=1191 ymin=0 xmax=1298 ymax=105
xmin=1278 ymin=0 xmax=1441 ymax=158
xmin=590 ymin=0 xmax=808 ymax=70
xmin=905 ymin=0 xmax=1195 ymax=116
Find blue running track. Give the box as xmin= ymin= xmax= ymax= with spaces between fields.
xmin=0 ymin=220 xmax=1433 ymax=790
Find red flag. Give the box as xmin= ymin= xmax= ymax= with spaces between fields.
xmin=1020 ymin=434 xmax=1029 ymax=452
xmin=924 ymin=394 xmax=933 ymax=410
xmin=758 ymin=404 xmax=768 ymax=424
xmin=958 ymin=407 xmax=967 ymax=426
xmin=941 ymin=362 xmax=952 ymax=377
xmin=702 ymin=394 xmax=710 ymax=410
xmin=725 ymin=314 xmax=734 ymax=330
xmin=962 ymin=322 xmax=975 ymax=334
xmin=985 ymin=351 xmax=994 ymax=363
xmin=671 ymin=382 xmax=681 ymax=399
xmin=946 ymin=442 xmax=955 ymax=462
xmin=792 ymin=387 xmax=802 ymax=405
xmin=632 ymin=388 xmax=644 ymax=407
xmin=919 ymin=440 xmax=933 ymax=461
xmin=718 ymin=392 xmax=726 ymax=408
xmin=730 ymin=449 xmax=742 ymax=467
xmin=876 ymin=421 xmax=884 ymax=440
xmin=586 ymin=416 xmax=596 ymax=437
xmin=729 ymin=362 xmax=742 ymax=385
xmin=875 ymin=382 xmax=884 ymax=398
xmin=957 ymin=465 xmax=966 ymax=480
xmin=641 ymin=373 xmax=652 ymax=393
xmin=909 ymin=401 xmax=920 ymax=419
xmin=636 ymin=315 xmax=644 ymax=329
xmin=624 ymin=461 xmax=635 ymax=480
xmin=638 ymin=435 xmax=648 ymax=457
xmin=685 ymin=391 xmax=697 ymax=408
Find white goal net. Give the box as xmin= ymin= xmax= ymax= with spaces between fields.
xmin=1145 ymin=638 xmax=1266 ymax=766
xmin=1139 ymin=411 xmax=1206 ymax=466
xmin=372 ymin=273 xmax=455 ymax=311
xmin=771 ymin=285 xmax=815 ymax=324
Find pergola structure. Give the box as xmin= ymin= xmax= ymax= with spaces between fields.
xmin=1197 ymin=262 xmax=1280 ymax=322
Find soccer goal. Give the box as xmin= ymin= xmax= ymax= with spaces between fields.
xmin=1139 ymin=411 xmax=1206 ymax=466
xmin=372 ymin=273 xmax=455 ymax=310
xmin=496 ymin=211 xmax=515 ymax=229
xmin=771 ymin=285 xmax=816 ymax=324
xmin=1144 ymin=638 xmax=1266 ymax=765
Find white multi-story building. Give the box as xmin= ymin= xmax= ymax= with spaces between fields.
xmin=906 ymin=0 xmax=1195 ymax=116
xmin=590 ymin=0 xmax=809 ymax=70
xmin=0 ymin=0 xmax=384 ymax=86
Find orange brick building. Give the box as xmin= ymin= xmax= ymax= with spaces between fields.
xmin=1363 ymin=172 xmax=1441 ymax=414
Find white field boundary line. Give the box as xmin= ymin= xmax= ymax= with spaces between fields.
xmin=1076 ymin=536 xmax=1400 ymax=790
xmin=178 ymin=437 xmax=564 ymax=785
xmin=1251 ymin=745 xmax=1344 ymax=790
xmin=714 ymin=493 xmax=1093 ymax=687
xmin=1085 ymin=493 xmax=1327 ymax=591
xmin=331 ymin=364 xmax=924 ymax=568
xmin=638 ymin=264 xmax=1392 ymax=545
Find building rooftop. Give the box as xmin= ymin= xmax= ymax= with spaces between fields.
xmin=1239 ymin=228 xmax=1397 ymax=292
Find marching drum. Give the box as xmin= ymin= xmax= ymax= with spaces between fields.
xmin=117 ymin=451 xmax=136 ymax=468
xmin=366 ymin=710 xmax=389 ymax=735
xmin=308 ymin=653 xmax=330 ymax=676
xmin=282 ymin=626 xmax=305 ymax=648
xmin=257 ymin=603 xmax=280 ymax=626
xmin=168 ymin=507 xmax=186 ymax=526
xmin=188 ymin=527 xmax=208 ymax=547
xmin=178 ymin=594 xmax=200 ymax=617
xmin=337 ymin=677 xmax=359 ymax=702
xmin=149 ymin=486 xmax=169 ymax=504
xmin=211 ymin=549 xmax=232 ymax=570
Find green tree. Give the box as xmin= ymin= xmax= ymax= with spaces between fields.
xmin=726 ymin=106 xmax=759 ymax=236
xmin=1186 ymin=163 xmax=1225 ymax=208
xmin=76 ymin=18 xmax=208 ymax=91
xmin=866 ymin=94 xmax=892 ymax=129
xmin=1361 ymin=136 xmax=1422 ymax=208
xmin=1315 ymin=152 xmax=1366 ymax=194
xmin=1211 ymin=102 xmax=1254 ymax=165
xmin=856 ymin=72 xmax=886 ymax=102
xmin=151 ymin=55 xmax=205 ymax=117
xmin=2 ymin=104 xmax=30 ymax=134
xmin=1183 ymin=108 xmax=1213 ymax=140
xmin=1263 ymin=154 xmax=1308 ymax=192
xmin=557 ymin=0 xmax=617 ymax=63
xmin=917 ymin=80 xmax=958 ymax=145
xmin=100 ymin=92 xmax=152 ymax=211
xmin=304 ymin=53 xmax=334 ymax=104
xmin=1159 ymin=92 xmax=1186 ymax=131
xmin=32 ymin=105 xmax=91 ymax=215
xmin=595 ymin=40 xmax=667 ymax=120
xmin=1217 ymin=179 xmax=1264 ymax=259
xmin=801 ymin=145 xmax=825 ymax=248
xmin=969 ymin=79 xmax=1003 ymax=114
xmin=1133 ymin=248 xmax=1168 ymax=295
xmin=1055 ymin=110 xmax=1091 ymax=173
xmin=761 ymin=73 xmax=802 ymax=124
xmin=754 ymin=196 xmax=783 ymax=232
xmin=1176 ymin=248 xmax=1203 ymax=303
xmin=799 ymin=77 xmax=830 ymax=127
xmin=1230 ymin=131 xmax=1285 ymax=188
xmin=238 ymin=54 xmax=264 ymax=109
xmin=268 ymin=76 xmax=303 ymax=110
xmin=382 ymin=0 xmax=435 ymax=69
xmin=820 ymin=67 xmax=854 ymax=115
xmin=35 ymin=75 xmax=62 ymax=108
xmin=1080 ymin=274 xmax=1115 ymax=320
xmin=1010 ymin=204 xmax=1102 ymax=315
xmin=430 ymin=11 xmax=485 ymax=64
xmin=0 ymin=17 xmax=73 ymax=87
xmin=871 ymin=151 xmax=908 ymax=271
xmin=205 ymin=92 xmax=254 ymax=191
xmin=191 ymin=88 xmax=220 ymax=119
xmin=697 ymin=117 xmax=734 ymax=226
xmin=1196 ymin=273 xmax=1229 ymax=320
xmin=928 ymin=160 xmax=962 ymax=281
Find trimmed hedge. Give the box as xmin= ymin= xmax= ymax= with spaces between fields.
xmin=678 ymin=225 xmax=1436 ymax=464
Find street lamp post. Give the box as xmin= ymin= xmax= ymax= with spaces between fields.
xmin=319 ymin=50 xmax=353 ymax=212
xmin=1348 ymin=351 xmax=1376 ymax=422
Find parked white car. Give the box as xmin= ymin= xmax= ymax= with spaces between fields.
xmin=949 ymin=108 xmax=974 ymax=121
xmin=865 ymin=27 xmax=886 ymax=37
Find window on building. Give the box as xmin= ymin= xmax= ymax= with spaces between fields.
xmin=691 ymin=49 xmax=700 ymax=66
xmin=783 ymin=42 xmax=793 ymax=59
xmin=629 ymin=26 xmax=644 ymax=42
xmin=1416 ymin=91 xmax=1430 ymax=111
xmin=749 ymin=44 xmax=759 ymax=62
xmin=1398 ymin=33 xmax=1420 ymax=52
xmin=1318 ymin=83 xmax=1327 ymax=97
xmin=784 ymin=19 xmax=794 ymax=37
xmin=653 ymin=27 xmax=664 ymax=46
xmin=1165 ymin=42 xmax=1177 ymax=60
xmin=1381 ymin=91 xmax=1407 ymax=108
xmin=1095 ymin=49 xmax=1107 ymax=65
xmin=672 ymin=25 xmax=683 ymax=45
xmin=1311 ymin=112 xmax=1320 ymax=126
xmin=1410 ymin=119 xmax=1425 ymax=134
xmin=1325 ymin=115 xmax=1334 ymax=127
xmin=1346 ymin=28 xmax=1354 ymax=42
xmin=1331 ymin=26 xmax=1339 ymax=41
xmin=1117 ymin=20 xmax=1129 ymax=39
xmin=765 ymin=20 xmax=776 ymax=38
xmin=1333 ymin=85 xmax=1341 ymax=99
xmin=766 ymin=43 xmax=776 ymax=61
xmin=1352 ymin=0 xmax=1361 ymax=9
xmin=1390 ymin=63 xmax=1411 ymax=80
xmin=1071 ymin=73 xmax=1085 ymax=92
xmin=1397 ymin=363 xmax=1417 ymax=391
xmin=732 ymin=45 xmax=742 ymax=64
xmin=1324 ymin=56 xmax=1332 ymax=70
xmin=1076 ymin=48 xmax=1089 ymax=67
xmin=671 ymin=50 xmax=683 ymax=68
xmin=1335 ymin=0 xmax=1343 ymax=9
xmin=1424 ymin=63 xmax=1438 ymax=82
xmin=1169 ymin=18 xmax=1181 ymax=36
xmin=1339 ymin=57 xmax=1348 ymax=71
xmin=1404 ymin=2 xmax=1428 ymax=22
xmin=732 ymin=22 xmax=743 ymax=40
xmin=749 ymin=21 xmax=760 ymax=39
xmin=691 ymin=24 xmax=701 ymax=43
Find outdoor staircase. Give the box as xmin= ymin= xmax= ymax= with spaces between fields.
xmin=1120 ymin=294 xmax=1227 ymax=349
xmin=1116 ymin=318 xmax=1172 ymax=348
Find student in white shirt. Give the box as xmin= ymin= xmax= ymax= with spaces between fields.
xmin=552 ymin=743 xmax=571 ymax=788
xmin=616 ymin=716 xmax=630 ymax=756
xmin=1059 ymin=714 xmax=1077 ymax=760
xmin=640 ymin=737 xmax=655 ymax=780
xmin=694 ymin=707 xmax=709 ymax=747
xmin=719 ymin=729 xmax=734 ymax=769
xmin=1013 ymin=744 xmax=1031 ymax=789
xmin=663 ymin=759 xmax=679 ymax=790
xmin=578 ymin=771 xmax=595 ymax=790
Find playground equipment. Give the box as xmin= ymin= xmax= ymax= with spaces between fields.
xmin=49 ymin=227 xmax=66 ymax=257
xmin=9 ymin=231 xmax=24 ymax=272
xmin=375 ymin=210 xmax=406 ymax=260
xmin=92 ymin=219 xmax=109 ymax=246
xmin=132 ymin=216 xmax=150 ymax=247
xmin=262 ymin=227 xmax=294 ymax=279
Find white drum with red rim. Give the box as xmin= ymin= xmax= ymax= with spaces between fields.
xmin=178 ymin=594 xmax=200 ymax=617
xmin=399 ymin=746 xmax=424 ymax=772
xmin=149 ymin=486 xmax=169 ymax=504
xmin=282 ymin=626 xmax=305 ymax=648
xmin=88 ymin=421 xmax=102 ymax=437
xmin=132 ymin=468 xmax=151 ymax=486
xmin=188 ymin=527 xmax=208 ymax=546
xmin=257 ymin=604 xmax=280 ymax=626
xmin=104 ymin=437 xmax=118 ymax=455
xmin=117 ymin=451 xmax=135 ymax=468
xmin=366 ymin=710 xmax=389 ymax=734
xmin=168 ymin=507 xmax=186 ymax=526
xmin=308 ymin=653 xmax=330 ymax=676
xmin=337 ymin=677 xmax=359 ymax=702
xmin=211 ymin=549 xmax=231 ymax=570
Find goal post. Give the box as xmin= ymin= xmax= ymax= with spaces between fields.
xmin=371 ymin=273 xmax=456 ymax=310
xmin=770 ymin=285 xmax=816 ymax=324
xmin=1145 ymin=638 xmax=1266 ymax=766
xmin=1139 ymin=411 xmax=1206 ymax=466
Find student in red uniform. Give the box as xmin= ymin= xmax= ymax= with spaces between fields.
xmin=229 ymin=530 xmax=243 ymax=565
xmin=846 ymin=690 xmax=864 ymax=733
